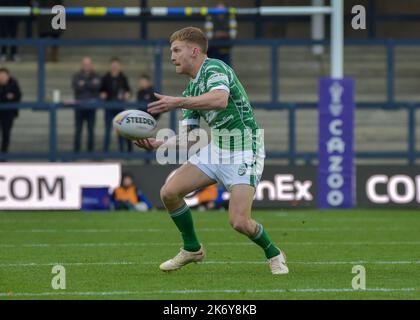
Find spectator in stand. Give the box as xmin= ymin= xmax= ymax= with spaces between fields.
xmin=0 ymin=0 xmax=30 ymax=62
xmin=137 ymin=74 xmax=160 ymax=119
xmin=0 ymin=68 xmax=21 ymax=154
xmin=112 ymin=173 xmax=153 ymax=211
xmin=136 ymin=74 xmax=160 ymax=159
xmin=100 ymin=57 xmax=131 ymax=153
xmin=204 ymin=1 xmax=237 ymax=65
xmin=71 ymin=56 xmax=101 ymax=153
xmin=33 ymin=0 xmax=63 ymax=62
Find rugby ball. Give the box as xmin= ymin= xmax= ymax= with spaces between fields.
xmin=113 ymin=110 xmax=157 ymax=140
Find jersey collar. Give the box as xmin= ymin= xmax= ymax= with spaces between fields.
xmin=191 ymin=57 xmax=209 ymax=83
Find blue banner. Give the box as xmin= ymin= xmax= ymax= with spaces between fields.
xmin=317 ymin=78 xmax=356 ymax=208
xmin=81 ymin=187 xmax=111 ymax=211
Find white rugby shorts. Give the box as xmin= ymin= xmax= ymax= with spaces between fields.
xmin=188 ymin=141 xmax=265 ymax=190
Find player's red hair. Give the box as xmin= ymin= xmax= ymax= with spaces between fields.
xmin=170 ymin=27 xmax=208 ymax=54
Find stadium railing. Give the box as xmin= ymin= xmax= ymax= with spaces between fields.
xmin=0 ymin=38 xmax=419 ymax=164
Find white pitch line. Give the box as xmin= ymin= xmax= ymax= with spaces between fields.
xmin=292 ymin=260 xmax=420 ymax=265
xmin=1 ymin=241 xmax=420 ymax=248
xmin=210 ymin=241 xmax=420 ymax=246
xmin=0 ymin=288 xmax=418 ymax=297
xmin=0 ymin=261 xmax=135 ymax=267
xmin=0 ymin=227 xmax=415 ymax=233
xmin=0 ymin=228 xmax=162 ymax=233
xmin=201 ymin=260 xmax=420 ymax=265
xmin=1 ymin=260 xmax=419 ymax=268
xmin=2 ymin=216 xmax=417 ymax=224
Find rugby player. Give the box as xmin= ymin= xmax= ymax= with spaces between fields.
xmin=135 ymin=27 xmax=288 ymax=275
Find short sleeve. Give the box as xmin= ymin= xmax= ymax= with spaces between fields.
xmin=204 ymin=64 xmax=230 ymax=93
xmin=181 ymin=86 xmax=200 ymax=126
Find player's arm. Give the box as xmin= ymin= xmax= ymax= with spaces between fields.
xmin=135 ymin=108 xmax=200 ymax=152
xmin=147 ymin=89 xmax=228 ymax=115
xmin=136 ymin=86 xmax=202 ymax=151
xmin=178 ymin=89 xmax=229 ymax=110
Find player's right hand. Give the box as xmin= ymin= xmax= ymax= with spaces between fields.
xmin=134 ymin=138 xmax=162 ymax=151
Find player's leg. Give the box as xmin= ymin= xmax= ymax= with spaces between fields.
xmin=228 ymin=184 xmax=289 ymax=274
xmin=161 ymin=161 xmax=216 ymax=212
xmin=228 ymin=184 xmax=280 ymax=256
xmin=159 ymin=162 xmax=217 ymax=271
xmin=0 ymin=18 xmax=10 ymax=59
xmin=86 ymin=110 xmax=95 ymax=152
xmin=0 ymin=115 xmax=5 ymax=152
xmin=161 ymin=162 xmax=216 ymax=250
xmin=0 ymin=113 xmax=14 ymax=153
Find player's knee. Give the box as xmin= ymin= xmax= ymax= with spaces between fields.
xmin=229 ymin=217 xmax=251 ymax=235
xmin=160 ymin=184 xmax=180 ymax=204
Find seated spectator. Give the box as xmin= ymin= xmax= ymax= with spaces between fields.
xmin=112 ymin=173 xmax=152 ymax=211
xmin=100 ymin=57 xmax=132 ymax=153
xmin=0 ymin=67 xmax=21 ymax=155
xmin=72 ymin=56 xmax=101 ymax=152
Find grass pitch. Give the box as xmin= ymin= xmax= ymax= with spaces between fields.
xmin=0 ymin=209 xmax=419 ymax=300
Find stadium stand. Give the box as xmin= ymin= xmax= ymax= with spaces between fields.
xmin=2 ymin=44 xmax=419 ymax=162
xmin=0 ymin=0 xmax=420 ymax=163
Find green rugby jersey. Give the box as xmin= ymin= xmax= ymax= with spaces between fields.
xmin=181 ymin=58 xmax=261 ymax=151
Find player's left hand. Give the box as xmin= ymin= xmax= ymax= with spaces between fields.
xmin=147 ymin=93 xmax=180 ymax=114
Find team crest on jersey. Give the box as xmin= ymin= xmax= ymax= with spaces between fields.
xmin=238 ymin=163 xmax=248 ymax=176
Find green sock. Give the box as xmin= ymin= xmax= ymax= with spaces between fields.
xmin=169 ymin=204 xmax=201 ymax=252
xmin=250 ymin=223 xmax=280 ymax=259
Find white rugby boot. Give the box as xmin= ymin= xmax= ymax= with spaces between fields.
xmin=268 ymin=249 xmax=289 ymax=275
xmin=159 ymin=245 xmax=205 ymax=272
